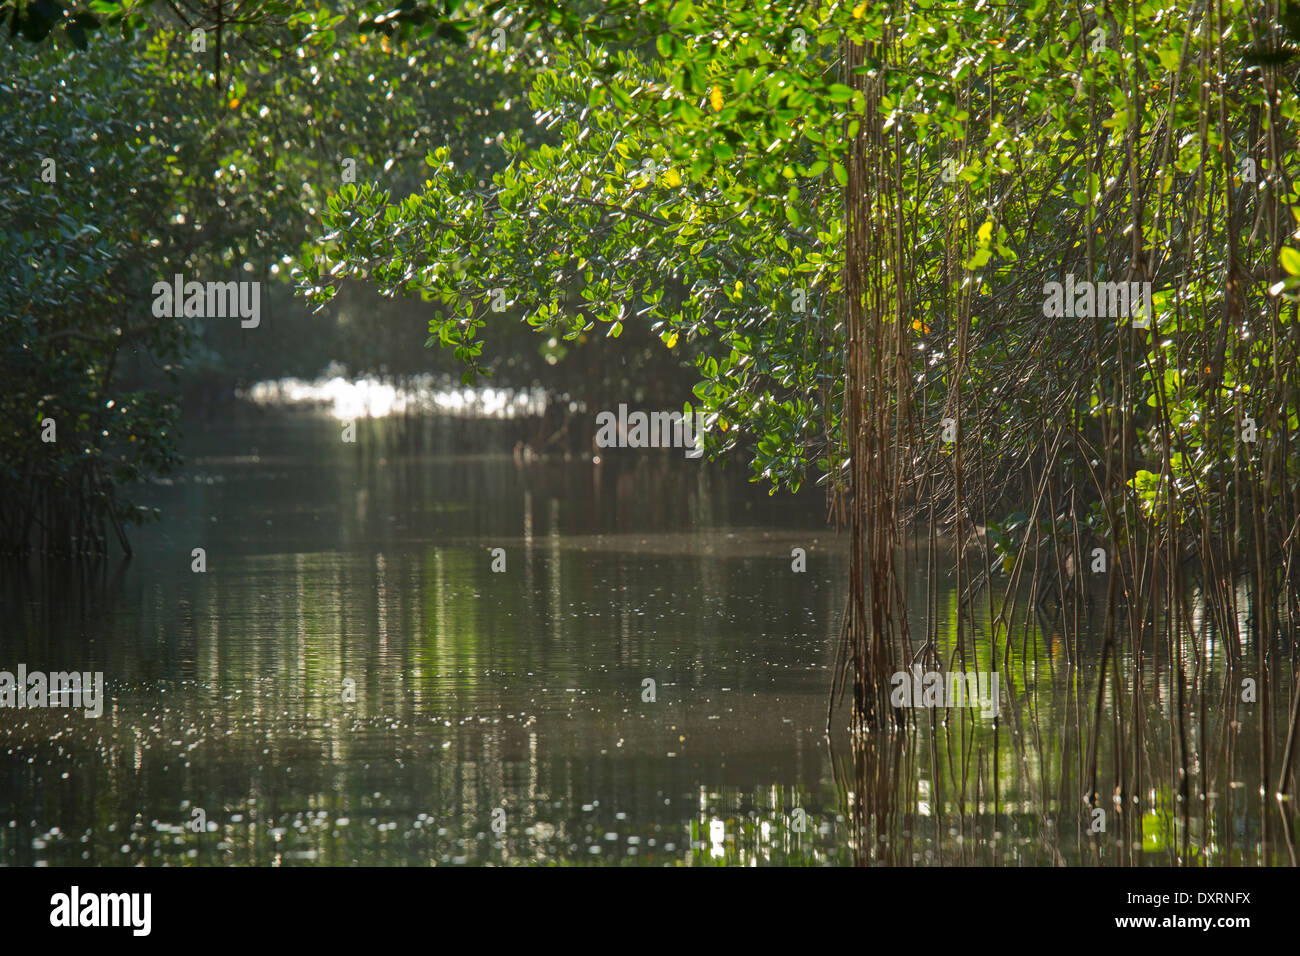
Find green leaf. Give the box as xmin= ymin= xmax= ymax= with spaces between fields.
xmin=1281 ymin=247 xmax=1300 ymax=276
xmin=668 ymin=1 xmax=693 ymax=28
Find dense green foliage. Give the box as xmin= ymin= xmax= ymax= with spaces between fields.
xmin=2 ymin=35 xmax=184 ymax=552
xmin=300 ymin=1 xmax=1300 ymax=550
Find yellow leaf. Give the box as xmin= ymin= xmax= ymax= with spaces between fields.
xmin=665 ymin=331 xmax=679 ymax=349
xmin=663 ymin=168 xmax=682 ymax=187
xmin=853 ymin=2 xmax=867 ymax=17
xmin=711 ymin=85 xmax=724 ymax=111
xmin=228 ymin=97 xmax=239 ymax=109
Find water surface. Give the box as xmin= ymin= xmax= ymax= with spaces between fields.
xmin=1 ymin=403 xmax=1294 ymax=865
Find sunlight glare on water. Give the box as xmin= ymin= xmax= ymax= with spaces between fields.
xmin=240 ymin=365 xmax=549 ymax=420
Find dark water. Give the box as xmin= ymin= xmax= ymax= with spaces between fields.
xmin=1 ymin=404 xmax=1296 ymax=865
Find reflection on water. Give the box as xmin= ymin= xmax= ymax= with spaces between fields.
xmin=1 ymin=403 xmax=1296 ymax=865
xmin=238 ymin=366 xmax=550 ymax=420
